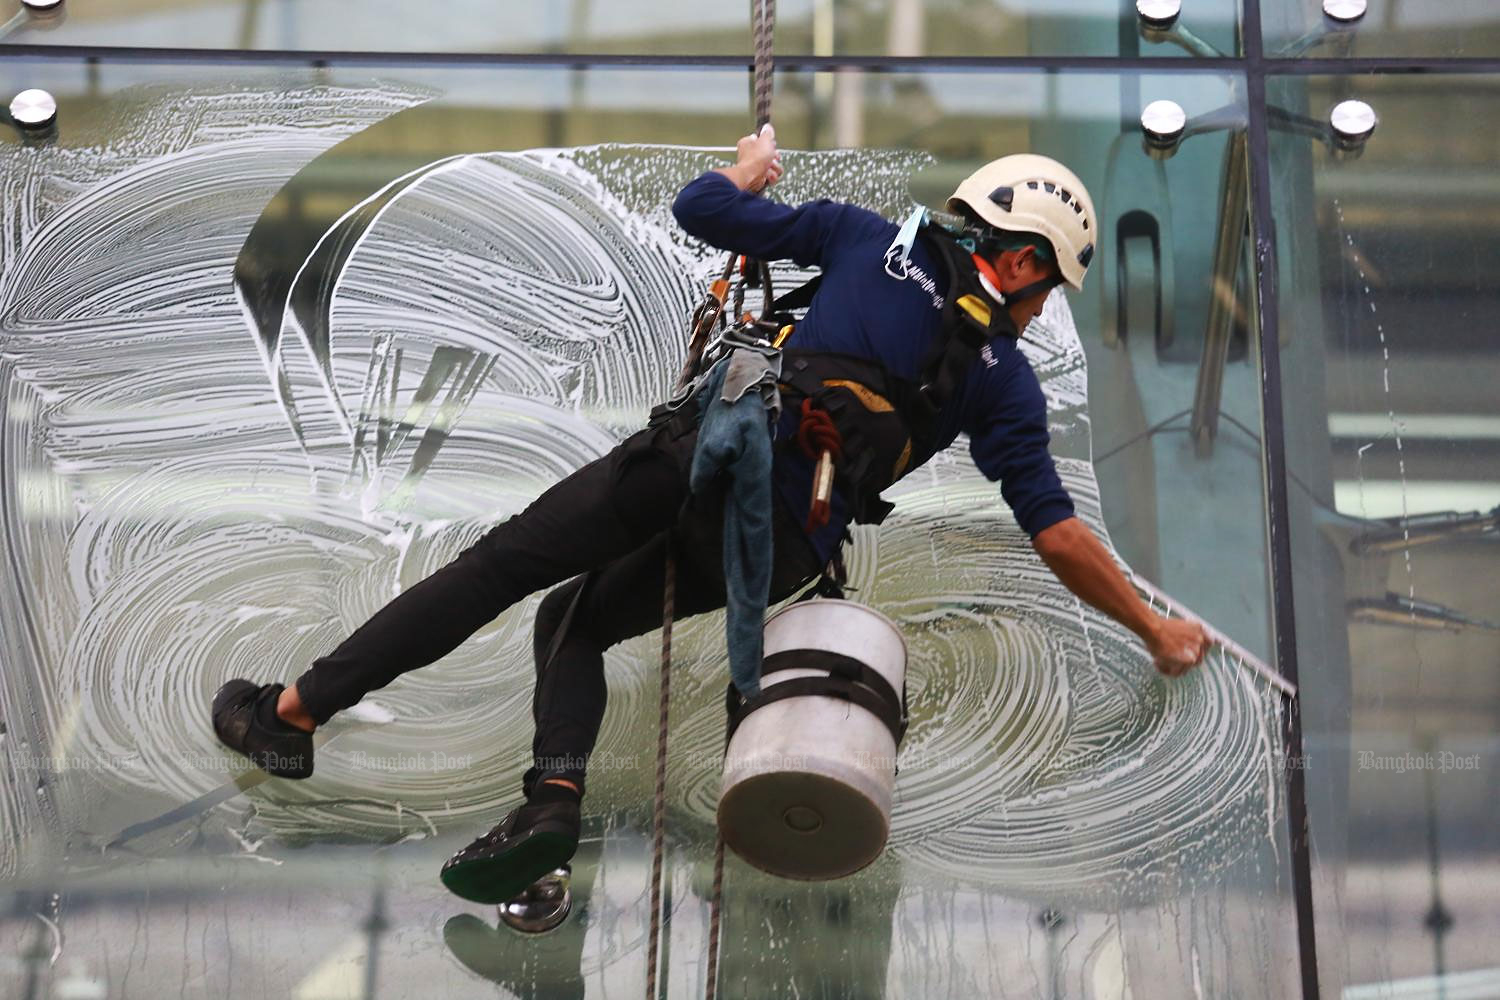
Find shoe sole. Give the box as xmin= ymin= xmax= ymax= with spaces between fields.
xmin=440 ymin=825 xmax=578 ymax=905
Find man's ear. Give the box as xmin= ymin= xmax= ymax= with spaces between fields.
xmin=1009 ymin=245 xmax=1037 ymax=277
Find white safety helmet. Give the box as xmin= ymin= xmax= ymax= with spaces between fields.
xmin=946 ymin=154 xmax=1097 ymax=291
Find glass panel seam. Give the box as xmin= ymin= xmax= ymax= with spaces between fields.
xmin=1243 ymin=1 xmax=1322 ymax=997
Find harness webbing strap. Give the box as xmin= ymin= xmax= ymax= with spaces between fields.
xmin=914 ymin=227 xmax=1018 ymax=431
xmin=769 ymin=272 xmax=822 ymax=315
xmin=725 ymin=649 xmax=909 ymax=746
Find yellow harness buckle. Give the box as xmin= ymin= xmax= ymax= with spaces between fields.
xmin=957 ymin=293 xmax=992 ymax=327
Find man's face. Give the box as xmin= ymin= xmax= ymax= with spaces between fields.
xmin=993 ymin=246 xmax=1063 ymax=334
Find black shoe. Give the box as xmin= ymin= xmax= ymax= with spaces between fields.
xmin=440 ymin=800 xmax=580 ymax=904
xmin=211 ymin=680 xmax=314 ymax=779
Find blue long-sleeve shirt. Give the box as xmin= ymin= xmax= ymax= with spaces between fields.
xmin=671 ymin=171 xmax=1075 ymax=562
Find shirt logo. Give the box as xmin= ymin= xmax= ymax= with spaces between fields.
xmin=887 ymin=256 xmax=944 ymax=311
xmin=980 ymin=343 xmax=999 ymax=369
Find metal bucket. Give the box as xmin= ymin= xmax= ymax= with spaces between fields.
xmin=717 ymin=599 xmax=907 ymax=880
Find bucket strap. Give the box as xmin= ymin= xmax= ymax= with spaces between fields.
xmin=725 ymin=649 xmax=908 ymax=746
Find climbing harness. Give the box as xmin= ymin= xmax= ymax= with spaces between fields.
xmin=767 ymin=218 xmax=1024 ymax=527
xmin=668 ymin=211 xmax=1025 ymax=530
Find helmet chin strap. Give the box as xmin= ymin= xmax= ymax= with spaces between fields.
xmin=970 ymin=253 xmax=1057 ymax=309
xmin=1009 ymin=277 xmax=1061 ymax=304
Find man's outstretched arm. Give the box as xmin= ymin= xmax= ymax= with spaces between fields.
xmin=1031 ymin=516 xmax=1210 ymax=677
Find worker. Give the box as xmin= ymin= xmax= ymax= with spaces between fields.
xmin=211 ymin=125 xmax=1210 ymax=905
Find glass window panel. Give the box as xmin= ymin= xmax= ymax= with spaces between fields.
xmin=1262 ymin=0 xmax=1500 ymax=59
xmin=0 ymin=0 xmax=750 ymax=54
xmin=1268 ymin=72 xmax=1500 ymax=999
xmin=0 ymin=57 xmax=757 ymax=1000
xmin=774 ymin=0 xmax=1242 ymax=59
xmin=2 ymin=57 xmax=1291 ymax=997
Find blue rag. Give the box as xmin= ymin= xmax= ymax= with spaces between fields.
xmin=689 ymin=349 xmax=780 ymax=698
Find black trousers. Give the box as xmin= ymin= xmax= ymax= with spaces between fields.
xmin=294 ymin=424 xmax=823 ymax=797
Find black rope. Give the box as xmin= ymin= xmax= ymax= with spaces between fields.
xmin=701 ymin=7 xmax=776 ymax=998
xmin=703 ymin=834 xmax=727 ymax=1000
xmin=647 ymin=9 xmax=780 ymax=997
xmin=752 ymin=0 xmax=776 ymax=130
xmin=645 ymin=534 xmax=675 ymax=1000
